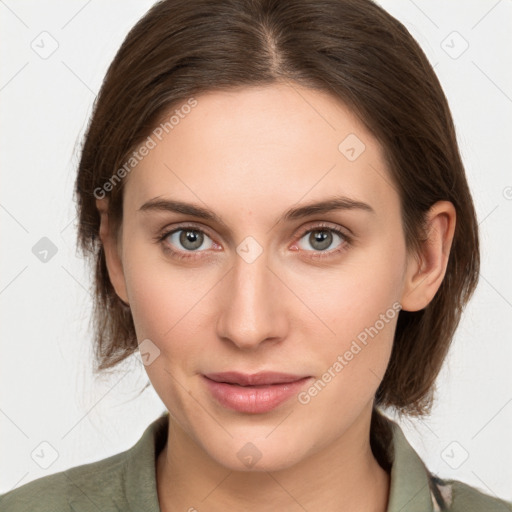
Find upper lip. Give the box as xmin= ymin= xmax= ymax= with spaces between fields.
xmin=203 ymin=371 xmax=310 ymax=386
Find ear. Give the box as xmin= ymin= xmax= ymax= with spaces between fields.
xmin=400 ymin=201 xmax=456 ymax=312
xmin=96 ymin=198 xmax=129 ymax=305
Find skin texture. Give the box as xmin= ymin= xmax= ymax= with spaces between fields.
xmin=96 ymin=83 xmax=456 ymax=511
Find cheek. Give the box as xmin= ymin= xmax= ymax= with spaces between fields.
xmin=121 ymin=249 xmax=207 ymax=404
xmin=120 ymin=239 xmax=176 ymax=343
xmin=295 ymin=262 xmax=401 ymax=432
xmin=121 ymin=240 xmax=215 ymax=366
xmin=123 ymin=261 xmax=173 ymax=342
xmin=294 ymin=238 xmax=404 ymax=391
xmin=299 ymin=240 xmax=405 ymax=343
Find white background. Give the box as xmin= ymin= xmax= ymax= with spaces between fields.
xmin=1 ymin=0 xmax=511 ymax=502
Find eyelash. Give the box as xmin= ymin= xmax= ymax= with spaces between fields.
xmin=154 ymin=222 xmax=353 ymax=262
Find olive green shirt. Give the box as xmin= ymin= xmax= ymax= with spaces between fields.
xmin=1 ymin=411 xmax=510 ymax=511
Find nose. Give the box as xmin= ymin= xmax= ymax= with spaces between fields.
xmin=216 ymin=245 xmax=288 ymax=350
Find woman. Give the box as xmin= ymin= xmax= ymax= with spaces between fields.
xmin=1 ymin=0 xmax=510 ymax=510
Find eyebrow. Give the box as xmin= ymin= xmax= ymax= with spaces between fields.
xmin=138 ymin=195 xmax=375 ymax=227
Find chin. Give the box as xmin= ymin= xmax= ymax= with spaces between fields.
xmin=200 ymin=432 xmax=311 ymax=473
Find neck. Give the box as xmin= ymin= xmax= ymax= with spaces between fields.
xmin=156 ymin=406 xmax=390 ymax=512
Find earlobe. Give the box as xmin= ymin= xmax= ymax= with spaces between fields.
xmin=95 ymin=198 xmax=130 ymax=305
xmin=400 ymin=201 xmax=456 ymax=312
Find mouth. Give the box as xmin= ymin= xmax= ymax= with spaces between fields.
xmin=202 ymin=372 xmax=313 ymax=413
xmin=203 ymin=371 xmax=310 ymax=386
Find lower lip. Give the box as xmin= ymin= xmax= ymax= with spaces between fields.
xmin=202 ymin=376 xmax=312 ymax=414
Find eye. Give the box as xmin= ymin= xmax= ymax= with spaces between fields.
xmin=294 ymin=224 xmax=351 ymax=257
xmin=157 ymin=225 xmax=218 ymax=260
xmin=167 ymin=228 xmax=213 ymax=251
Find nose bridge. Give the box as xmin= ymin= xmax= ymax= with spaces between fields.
xmin=217 ymin=238 xmax=284 ymax=349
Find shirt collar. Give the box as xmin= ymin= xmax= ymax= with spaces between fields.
xmin=121 ymin=410 xmax=438 ymax=512
xmin=385 ymin=417 xmax=437 ymax=511
xmin=123 ymin=411 xmax=168 ymax=512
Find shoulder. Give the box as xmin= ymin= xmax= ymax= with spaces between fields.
xmin=0 ymin=412 xmax=168 ymax=512
xmin=0 ymin=448 xmax=130 ymax=512
xmin=429 ymin=474 xmax=512 ymax=512
xmin=373 ymin=409 xmax=511 ymax=512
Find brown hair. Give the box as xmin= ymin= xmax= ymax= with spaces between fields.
xmin=75 ymin=0 xmax=479 ymax=419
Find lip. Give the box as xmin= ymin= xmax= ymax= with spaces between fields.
xmin=202 ymin=372 xmax=313 ymax=413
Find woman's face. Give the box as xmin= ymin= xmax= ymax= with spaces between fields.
xmin=111 ymin=83 xmax=413 ymax=471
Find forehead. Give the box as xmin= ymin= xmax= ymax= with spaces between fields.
xmin=123 ymin=84 xmax=398 ymax=220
